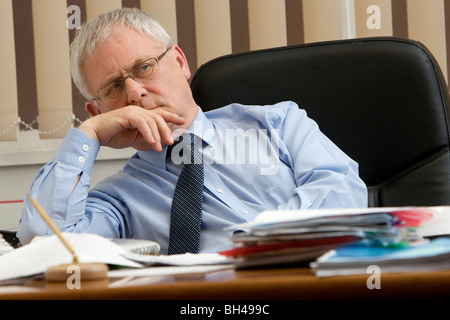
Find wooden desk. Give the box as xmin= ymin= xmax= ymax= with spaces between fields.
xmin=1 ymin=266 xmax=450 ymax=300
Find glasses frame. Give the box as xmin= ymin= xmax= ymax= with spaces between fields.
xmin=91 ymin=48 xmax=170 ymax=103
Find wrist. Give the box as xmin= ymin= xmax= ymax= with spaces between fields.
xmin=77 ymin=119 xmax=100 ymax=142
xmin=53 ymin=128 xmax=100 ymax=174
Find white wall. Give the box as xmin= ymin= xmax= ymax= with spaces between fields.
xmin=0 ymin=157 xmax=129 ymax=231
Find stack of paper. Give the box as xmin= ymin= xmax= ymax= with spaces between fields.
xmin=219 ymin=207 xmax=436 ymax=269
xmin=311 ymin=237 xmax=450 ymax=277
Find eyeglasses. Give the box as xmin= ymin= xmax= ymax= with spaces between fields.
xmin=92 ymin=48 xmax=170 ymax=104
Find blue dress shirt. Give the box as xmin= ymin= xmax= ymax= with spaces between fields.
xmin=17 ymin=102 xmax=368 ymax=253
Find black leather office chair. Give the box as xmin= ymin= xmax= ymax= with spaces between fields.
xmin=190 ymin=37 xmax=450 ymax=207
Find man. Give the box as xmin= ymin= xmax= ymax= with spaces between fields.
xmin=17 ymin=8 xmax=367 ymax=254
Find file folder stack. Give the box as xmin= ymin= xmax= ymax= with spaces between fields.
xmin=219 ymin=207 xmax=435 ymax=269
xmin=311 ymin=236 xmax=450 ymax=277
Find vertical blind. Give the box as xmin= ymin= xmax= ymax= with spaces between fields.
xmin=1 ymin=0 xmax=450 ymax=142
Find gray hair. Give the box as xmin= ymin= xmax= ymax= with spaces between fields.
xmin=70 ymin=7 xmax=173 ymax=100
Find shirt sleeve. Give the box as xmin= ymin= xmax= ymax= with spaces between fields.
xmin=17 ymin=128 xmax=102 ymax=244
xmin=268 ymin=102 xmax=368 ymax=210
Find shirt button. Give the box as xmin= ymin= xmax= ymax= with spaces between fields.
xmin=242 ymin=210 xmax=249 ymax=214
xmin=78 ymin=156 xmax=86 ymax=163
xmin=82 ymin=144 xmax=89 ymax=151
xmin=217 ymin=188 xmax=224 ymax=193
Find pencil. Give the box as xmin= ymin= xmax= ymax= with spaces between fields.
xmin=28 ymin=195 xmax=79 ymax=263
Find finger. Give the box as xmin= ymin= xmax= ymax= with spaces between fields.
xmin=154 ymin=109 xmax=186 ymax=125
xmin=143 ymin=116 xmax=164 ymax=152
xmin=153 ymin=114 xmax=175 ymax=146
xmin=128 ymin=114 xmax=156 ymax=146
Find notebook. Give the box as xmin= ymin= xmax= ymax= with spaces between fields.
xmin=110 ymin=238 xmax=160 ymax=256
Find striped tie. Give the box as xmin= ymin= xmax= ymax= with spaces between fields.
xmin=168 ymin=133 xmax=204 ymax=255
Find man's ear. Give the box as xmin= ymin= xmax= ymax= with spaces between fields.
xmin=85 ymin=101 xmax=101 ymax=117
xmin=173 ymin=45 xmax=191 ymax=80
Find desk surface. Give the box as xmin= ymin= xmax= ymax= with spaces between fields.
xmin=1 ymin=266 xmax=450 ymax=300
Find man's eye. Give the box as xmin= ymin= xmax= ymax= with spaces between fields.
xmin=107 ymin=81 xmax=123 ymax=95
xmin=140 ymin=64 xmax=150 ymax=72
xmin=134 ymin=59 xmax=158 ymax=77
xmin=135 ymin=63 xmax=152 ymax=75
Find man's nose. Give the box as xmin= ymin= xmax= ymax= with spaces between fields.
xmin=125 ymin=77 xmax=148 ymax=106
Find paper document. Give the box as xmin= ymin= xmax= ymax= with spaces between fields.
xmin=0 ymin=233 xmax=142 ymax=282
xmin=416 ymin=206 xmax=450 ymax=237
xmin=108 ymin=265 xmax=233 ymax=279
xmin=124 ymin=252 xmax=231 ymax=266
xmin=227 ymin=206 xmax=436 ymax=230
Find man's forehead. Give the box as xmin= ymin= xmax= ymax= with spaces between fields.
xmin=85 ymin=29 xmax=160 ymax=88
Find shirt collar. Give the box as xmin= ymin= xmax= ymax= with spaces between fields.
xmin=185 ymin=106 xmax=215 ymax=146
xmin=137 ymin=106 xmax=213 ymax=169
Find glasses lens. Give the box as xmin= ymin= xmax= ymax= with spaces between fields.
xmin=99 ymin=79 xmax=125 ymax=101
xmin=131 ymin=58 xmax=159 ymax=80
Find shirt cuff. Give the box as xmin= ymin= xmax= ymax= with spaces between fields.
xmin=52 ymin=128 xmax=101 ymax=175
